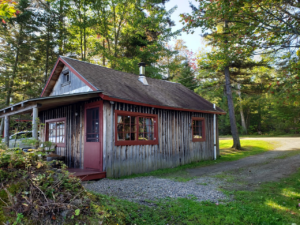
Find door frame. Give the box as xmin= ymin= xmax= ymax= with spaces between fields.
xmin=84 ymin=100 xmax=103 ymax=171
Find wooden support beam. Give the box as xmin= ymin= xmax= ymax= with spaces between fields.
xmin=32 ymin=106 xmax=38 ymax=140
xmin=4 ymin=116 xmax=9 ymax=147
xmin=11 ymin=106 xmax=14 ymax=111
xmin=0 ymin=104 xmax=41 ymax=118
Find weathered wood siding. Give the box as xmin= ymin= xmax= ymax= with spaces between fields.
xmin=50 ymin=66 xmax=93 ymax=96
xmin=103 ymin=101 xmax=219 ymax=178
xmin=39 ymin=98 xmax=100 ymax=168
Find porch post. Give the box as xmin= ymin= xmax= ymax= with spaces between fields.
xmin=4 ymin=116 xmax=9 ymax=147
xmin=32 ymin=106 xmax=38 ymax=140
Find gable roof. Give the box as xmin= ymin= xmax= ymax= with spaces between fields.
xmin=42 ymin=56 xmax=225 ymax=114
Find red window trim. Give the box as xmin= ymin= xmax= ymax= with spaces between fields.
xmin=115 ymin=110 xmax=158 ymax=146
xmin=192 ymin=117 xmax=206 ymax=142
xmin=45 ymin=117 xmax=66 ymax=147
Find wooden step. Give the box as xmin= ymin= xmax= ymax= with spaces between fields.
xmin=68 ymin=168 xmax=106 ymax=181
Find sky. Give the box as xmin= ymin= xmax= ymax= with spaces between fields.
xmin=165 ymin=0 xmax=208 ymax=54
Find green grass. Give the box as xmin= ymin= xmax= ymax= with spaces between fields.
xmin=274 ymin=150 xmax=300 ymax=159
xmin=220 ymin=134 xmax=300 ymax=138
xmin=117 ymin=139 xmax=275 ymax=181
xmin=92 ymin=169 xmax=300 ymax=224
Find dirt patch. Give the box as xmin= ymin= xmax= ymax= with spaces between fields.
xmin=187 ymin=138 xmax=300 ymax=190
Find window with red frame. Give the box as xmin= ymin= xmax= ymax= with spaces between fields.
xmin=115 ymin=111 xmax=158 ymax=145
xmin=45 ymin=118 xmax=66 ymax=147
xmin=192 ymin=117 xmax=206 ymax=142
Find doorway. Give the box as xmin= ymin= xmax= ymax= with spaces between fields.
xmin=84 ymin=101 xmax=103 ymax=171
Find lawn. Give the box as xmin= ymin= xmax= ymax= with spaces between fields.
xmin=118 ymin=139 xmax=276 ymax=181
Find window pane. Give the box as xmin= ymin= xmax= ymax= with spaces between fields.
xmin=193 ymin=120 xmax=203 ymax=139
xmin=131 ymin=117 xmax=136 ymax=124
xmin=117 ymin=132 xmax=124 ymax=140
xmin=138 ymin=133 xmax=144 ymax=140
xmin=125 ymin=133 xmax=131 ymax=140
xmin=86 ymin=108 xmax=99 ymax=142
xmin=130 ymin=133 xmax=136 ymax=140
xmin=124 ymin=116 xmax=130 ymax=124
xmin=117 ymin=124 xmax=124 ymax=132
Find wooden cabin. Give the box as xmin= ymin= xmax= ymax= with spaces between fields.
xmin=0 ymin=56 xmax=225 ymax=180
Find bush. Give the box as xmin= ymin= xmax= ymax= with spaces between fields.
xmin=0 ymin=149 xmax=108 ymax=224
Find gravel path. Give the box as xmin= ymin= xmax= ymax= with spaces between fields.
xmin=188 ymin=137 xmax=300 ymax=190
xmin=83 ymin=176 xmax=227 ymax=204
xmin=84 ymin=137 xmax=300 ymax=203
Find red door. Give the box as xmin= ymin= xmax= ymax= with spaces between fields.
xmin=84 ymin=101 xmax=103 ymax=171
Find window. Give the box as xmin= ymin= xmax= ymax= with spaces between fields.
xmin=115 ymin=110 xmax=158 ymax=146
xmin=61 ymin=70 xmax=70 ymax=86
xmin=192 ymin=117 xmax=206 ymax=142
xmin=86 ymin=107 xmax=99 ymax=142
xmin=45 ymin=118 xmax=66 ymax=147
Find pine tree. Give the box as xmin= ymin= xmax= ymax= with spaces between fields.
xmin=177 ymin=61 xmax=197 ymax=91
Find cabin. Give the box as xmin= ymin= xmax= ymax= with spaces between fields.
xmin=0 ymin=56 xmax=225 ymax=180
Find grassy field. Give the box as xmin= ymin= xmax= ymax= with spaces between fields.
xmin=89 ymin=139 xmax=300 ymax=224
xmin=118 ymin=139 xmax=276 ymax=181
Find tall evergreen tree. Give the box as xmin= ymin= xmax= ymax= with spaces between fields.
xmin=176 ymin=61 xmax=197 ymax=90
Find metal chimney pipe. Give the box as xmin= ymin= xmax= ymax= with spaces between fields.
xmin=138 ymin=62 xmax=148 ymax=85
xmin=139 ymin=62 xmax=146 ymax=75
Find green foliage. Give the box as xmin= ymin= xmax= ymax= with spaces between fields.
xmin=176 ymin=61 xmax=198 ymax=90
xmin=0 ymin=0 xmax=17 ymax=21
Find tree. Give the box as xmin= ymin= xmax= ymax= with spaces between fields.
xmin=0 ymin=0 xmax=18 ymax=22
xmin=181 ymin=1 xmax=251 ymax=149
xmin=176 ymin=61 xmax=198 ymax=90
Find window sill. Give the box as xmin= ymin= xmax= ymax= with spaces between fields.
xmin=192 ymin=138 xmax=206 ymax=142
xmin=115 ymin=140 xmax=158 ymax=146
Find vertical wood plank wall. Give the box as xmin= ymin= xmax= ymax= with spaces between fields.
xmin=103 ymin=101 xmax=219 ymax=178
xmin=39 ymin=98 xmax=100 ymax=168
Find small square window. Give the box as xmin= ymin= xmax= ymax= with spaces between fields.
xmin=61 ymin=70 xmax=70 ymax=86
xmin=63 ymin=72 xmax=70 ymax=83
xmin=192 ymin=117 xmax=206 ymax=142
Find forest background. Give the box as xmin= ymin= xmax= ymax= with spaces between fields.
xmin=0 ymin=0 xmax=299 ymax=139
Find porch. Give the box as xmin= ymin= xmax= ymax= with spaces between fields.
xmin=68 ymin=168 xmax=106 ymax=181
xmin=0 ymin=91 xmax=104 ymax=175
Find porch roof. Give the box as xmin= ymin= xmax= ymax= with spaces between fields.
xmin=0 ymin=91 xmax=102 ymax=118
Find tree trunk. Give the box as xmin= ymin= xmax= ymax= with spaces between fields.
xmin=83 ymin=0 xmax=87 ymax=60
xmin=240 ymin=106 xmax=247 ymax=134
xmin=224 ymin=66 xmax=242 ymax=149
xmin=45 ymin=2 xmax=51 ymax=84
xmin=6 ymin=24 xmax=22 ymax=106
xmin=237 ymin=83 xmax=247 ymax=134
xmin=102 ymin=39 xmax=106 ymax=66
xmin=58 ymin=0 xmax=64 ymax=55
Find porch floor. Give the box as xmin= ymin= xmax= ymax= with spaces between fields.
xmin=68 ymin=168 xmax=106 ymax=181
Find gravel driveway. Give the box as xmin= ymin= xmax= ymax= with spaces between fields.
xmin=83 ymin=176 xmax=227 ymax=204
xmin=83 ymin=137 xmax=300 ymax=203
